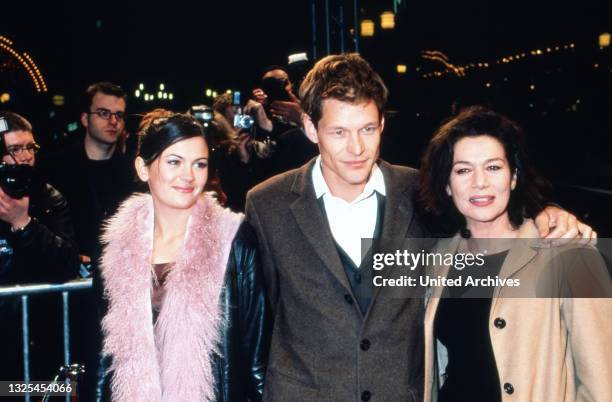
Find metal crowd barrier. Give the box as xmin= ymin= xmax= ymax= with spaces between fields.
xmin=0 ymin=279 xmax=92 ymax=402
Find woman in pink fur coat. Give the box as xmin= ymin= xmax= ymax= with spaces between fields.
xmin=94 ymin=113 xmax=270 ymax=402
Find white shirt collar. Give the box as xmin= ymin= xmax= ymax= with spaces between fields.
xmin=311 ymin=156 xmax=386 ymax=203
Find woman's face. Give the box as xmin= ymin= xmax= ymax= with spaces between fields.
xmin=137 ymin=136 xmax=209 ymax=211
xmin=446 ymin=135 xmax=516 ymax=228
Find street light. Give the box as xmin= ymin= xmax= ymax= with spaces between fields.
xmin=396 ymin=64 xmax=407 ymax=74
xmin=600 ymin=32 xmax=611 ymax=49
xmin=380 ymin=12 xmax=395 ymax=29
xmin=361 ymin=19 xmax=374 ymax=37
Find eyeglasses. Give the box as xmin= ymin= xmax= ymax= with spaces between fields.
xmin=6 ymin=142 xmax=41 ymax=157
xmin=88 ymin=108 xmax=126 ymax=121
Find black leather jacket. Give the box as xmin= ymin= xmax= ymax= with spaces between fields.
xmin=0 ymin=182 xmax=79 ymax=284
xmin=93 ymin=221 xmax=270 ymax=402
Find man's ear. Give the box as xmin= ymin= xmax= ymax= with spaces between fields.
xmin=135 ymin=156 xmax=149 ymax=182
xmin=303 ymin=114 xmax=319 ymax=144
xmin=380 ymin=115 xmax=385 ymax=134
xmin=80 ymin=112 xmax=89 ymax=128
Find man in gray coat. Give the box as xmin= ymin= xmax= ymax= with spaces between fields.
xmin=245 ymin=53 xmax=590 ymax=402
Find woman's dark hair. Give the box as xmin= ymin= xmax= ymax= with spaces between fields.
xmin=137 ymin=113 xmax=206 ymax=165
xmin=418 ymin=106 xmax=549 ymax=233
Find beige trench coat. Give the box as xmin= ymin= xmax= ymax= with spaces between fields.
xmin=424 ymin=220 xmax=612 ymax=402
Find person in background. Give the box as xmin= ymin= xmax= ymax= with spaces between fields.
xmin=419 ymin=106 xmax=610 ymax=402
xmin=0 ymin=112 xmax=78 ymax=283
xmin=42 ymin=81 xmax=134 ymax=263
xmin=39 ymin=81 xmax=135 ymax=399
xmin=0 ymin=111 xmax=79 ymax=383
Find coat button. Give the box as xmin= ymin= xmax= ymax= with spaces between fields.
xmin=344 ymin=294 xmax=353 ymax=304
xmin=360 ymin=339 xmax=371 ymax=351
xmin=504 ymin=382 xmax=514 ymax=394
xmin=494 ymin=317 xmax=506 ymax=329
xmin=361 ymin=390 xmax=371 ymax=401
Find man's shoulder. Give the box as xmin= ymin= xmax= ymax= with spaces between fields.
xmin=380 ymin=160 xmax=419 ymax=179
xmin=247 ymin=163 xmax=307 ymax=202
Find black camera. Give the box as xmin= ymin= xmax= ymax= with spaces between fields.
xmin=0 ymin=117 xmax=35 ymax=198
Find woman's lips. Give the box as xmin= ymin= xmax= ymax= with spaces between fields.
xmin=172 ymin=186 xmax=194 ymax=193
xmin=469 ymin=195 xmax=494 ymax=206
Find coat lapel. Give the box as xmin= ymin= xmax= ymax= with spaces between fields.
xmin=369 ymin=161 xmax=417 ymax=304
xmin=378 ymin=161 xmax=416 ymax=243
xmin=491 ymin=220 xmax=539 ymax=305
xmin=289 ymin=160 xmax=353 ymax=294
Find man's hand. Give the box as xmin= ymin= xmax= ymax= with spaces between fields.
xmin=534 ymin=206 xmax=597 ymax=242
xmin=251 ymin=88 xmax=268 ymax=105
xmin=244 ymin=99 xmax=273 ymax=132
xmin=270 ymin=100 xmax=303 ymax=126
xmin=236 ymin=132 xmax=253 ymax=164
xmin=0 ymin=187 xmax=30 ymax=229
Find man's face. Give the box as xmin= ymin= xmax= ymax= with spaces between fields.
xmin=80 ymin=92 xmax=126 ymax=146
xmin=2 ymin=130 xmax=37 ymax=166
xmin=304 ymin=98 xmax=384 ymax=201
xmin=263 ymin=69 xmax=293 ymax=94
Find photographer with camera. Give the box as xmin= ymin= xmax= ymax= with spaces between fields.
xmin=208 ymin=94 xmax=268 ymax=211
xmin=251 ymin=65 xmax=318 ymax=176
xmin=0 ymin=112 xmax=79 ymax=284
xmin=252 ymin=65 xmax=303 ymax=127
xmin=0 ymin=111 xmax=80 ymax=383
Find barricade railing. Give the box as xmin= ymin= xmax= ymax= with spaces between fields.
xmin=0 ymin=279 xmax=93 ymax=402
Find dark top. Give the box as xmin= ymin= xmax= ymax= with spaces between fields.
xmin=318 ymin=193 xmax=385 ymax=315
xmin=434 ymin=250 xmax=508 ymax=402
xmin=152 ymin=262 xmax=174 ymax=320
xmin=0 ymin=182 xmax=79 ymax=284
xmin=39 ymin=136 xmax=134 ymax=257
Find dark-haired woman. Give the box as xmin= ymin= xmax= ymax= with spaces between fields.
xmin=96 ymin=113 xmax=269 ymax=401
xmin=419 ymin=106 xmax=612 ymax=402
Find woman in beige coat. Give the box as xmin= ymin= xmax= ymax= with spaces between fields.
xmin=418 ymin=106 xmax=612 ymax=402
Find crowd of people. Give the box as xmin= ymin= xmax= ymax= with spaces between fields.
xmin=0 ymin=52 xmax=610 ymax=401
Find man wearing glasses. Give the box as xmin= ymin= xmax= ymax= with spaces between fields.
xmin=40 ymin=82 xmax=134 ymax=400
xmin=43 ymin=82 xmax=134 ymax=263
xmin=0 ymin=111 xmax=79 ymax=283
xmin=0 ymin=111 xmax=79 ymax=381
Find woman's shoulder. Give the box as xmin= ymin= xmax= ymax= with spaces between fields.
xmin=232 ymin=221 xmax=258 ymax=246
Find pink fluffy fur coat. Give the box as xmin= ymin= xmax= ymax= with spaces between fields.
xmin=99 ymin=193 xmax=243 ymax=401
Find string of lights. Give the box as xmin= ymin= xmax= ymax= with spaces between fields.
xmin=0 ymin=35 xmax=47 ymax=92
xmin=421 ymin=42 xmax=578 ymax=79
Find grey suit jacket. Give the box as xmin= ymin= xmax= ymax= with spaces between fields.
xmin=246 ymin=158 xmax=428 ymax=402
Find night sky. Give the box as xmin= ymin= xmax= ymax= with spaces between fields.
xmin=3 ymin=0 xmax=609 ymax=100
